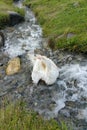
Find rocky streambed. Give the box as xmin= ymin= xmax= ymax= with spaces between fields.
xmin=0 ymin=1 xmax=87 ymax=130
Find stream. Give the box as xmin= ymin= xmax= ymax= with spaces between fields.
xmin=0 ymin=1 xmax=87 ymax=130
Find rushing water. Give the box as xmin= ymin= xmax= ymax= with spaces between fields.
xmin=0 ymin=1 xmax=87 ymax=130
xmin=4 ymin=2 xmax=42 ymax=58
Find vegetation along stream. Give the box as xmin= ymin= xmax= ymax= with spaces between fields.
xmin=0 ymin=0 xmax=87 ymax=130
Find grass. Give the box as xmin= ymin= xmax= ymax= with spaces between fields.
xmin=24 ymin=0 xmax=87 ymax=53
xmin=0 ymin=101 xmax=68 ymax=130
xmin=0 ymin=0 xmax=25 ymax=28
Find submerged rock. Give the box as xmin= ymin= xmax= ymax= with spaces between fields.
xmin=29 ymin=54 xmax=59 ymax=85
xmin=6 ymin=57 xmax=21 ymax=75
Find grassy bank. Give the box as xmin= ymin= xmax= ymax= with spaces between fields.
xmin=0 ymin=0 xmax=25 ymax=28
xmin=0 ymin=101 xmax=68 ymax=130
xmin=24 ymin=0 xmax=87 ymax=53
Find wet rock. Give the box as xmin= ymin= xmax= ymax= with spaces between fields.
xmin=8 ymin=11 xmax=24 ymax=26
xmin=0 ymin=52 xmax=9 ymax=65
xmin=0 ymin=31 xmax=5 ymax=47
xmin=6 ymin=57 xmax=21 ymax=75
xmin=5 ymin=27 xmax=15 ymax=33
xmin=34 ymin=48 xmax=44 ymax=55
xmin=65 ymin=101 xmax=79 ymax=108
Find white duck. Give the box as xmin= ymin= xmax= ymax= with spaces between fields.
xmin=29 ymin=54 xmax=59 ymax=85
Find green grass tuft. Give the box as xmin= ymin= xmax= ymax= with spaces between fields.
xmin=24 ymin=0 xmax=87 ymax=53
xmin=0 ymin=101 xmax=68 ymax=130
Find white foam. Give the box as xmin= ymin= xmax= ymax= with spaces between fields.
xmin=4 ymin=8 xmax=42 ymax=58
xmin=54 ymin=98 xmax=65 ymax=114
xmin=33 ymin=63 xmax=87 ymax=119
xmin=77 ymin=108 xmax=87 ymax=121
xmin=60 ymin=64 xmax=87 ymax=91
xmin=50 ymin=64 xmax=87 ymax=119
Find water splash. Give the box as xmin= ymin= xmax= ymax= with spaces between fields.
xmin=4 ymin=7 xmax=42 ymax=58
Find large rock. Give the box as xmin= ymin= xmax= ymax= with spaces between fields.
xmin=0 ymin=31 xmax=4 ymax=47
xmin=8 ymin=11 xmax=24 ymax=26
xmin=6 ymin=57 xmax=21 ymax=75
xmin=29 ymin=54 xmax=59 ymax=85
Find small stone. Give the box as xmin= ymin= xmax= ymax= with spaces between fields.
xmin=6 ymin=57 xmax=21 ymax=75
xmin=6 ymin=27 xmax=15 ymax=33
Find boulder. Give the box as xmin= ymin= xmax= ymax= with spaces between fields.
xmin=8 ymin=11 xmax=24 ymax=26
xmin=29 ymin=54 xmax=59 ymax=85
xmin=0 ymin=31 xmax=5 ymax=47
xmin=6 ymin=57 xmax=21 ymax=75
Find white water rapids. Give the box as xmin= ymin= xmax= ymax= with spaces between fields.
xmin=4 ymin=3 xmax=42 ymax=58
xmin=3 ymin=1 xmax=87 ymax=126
